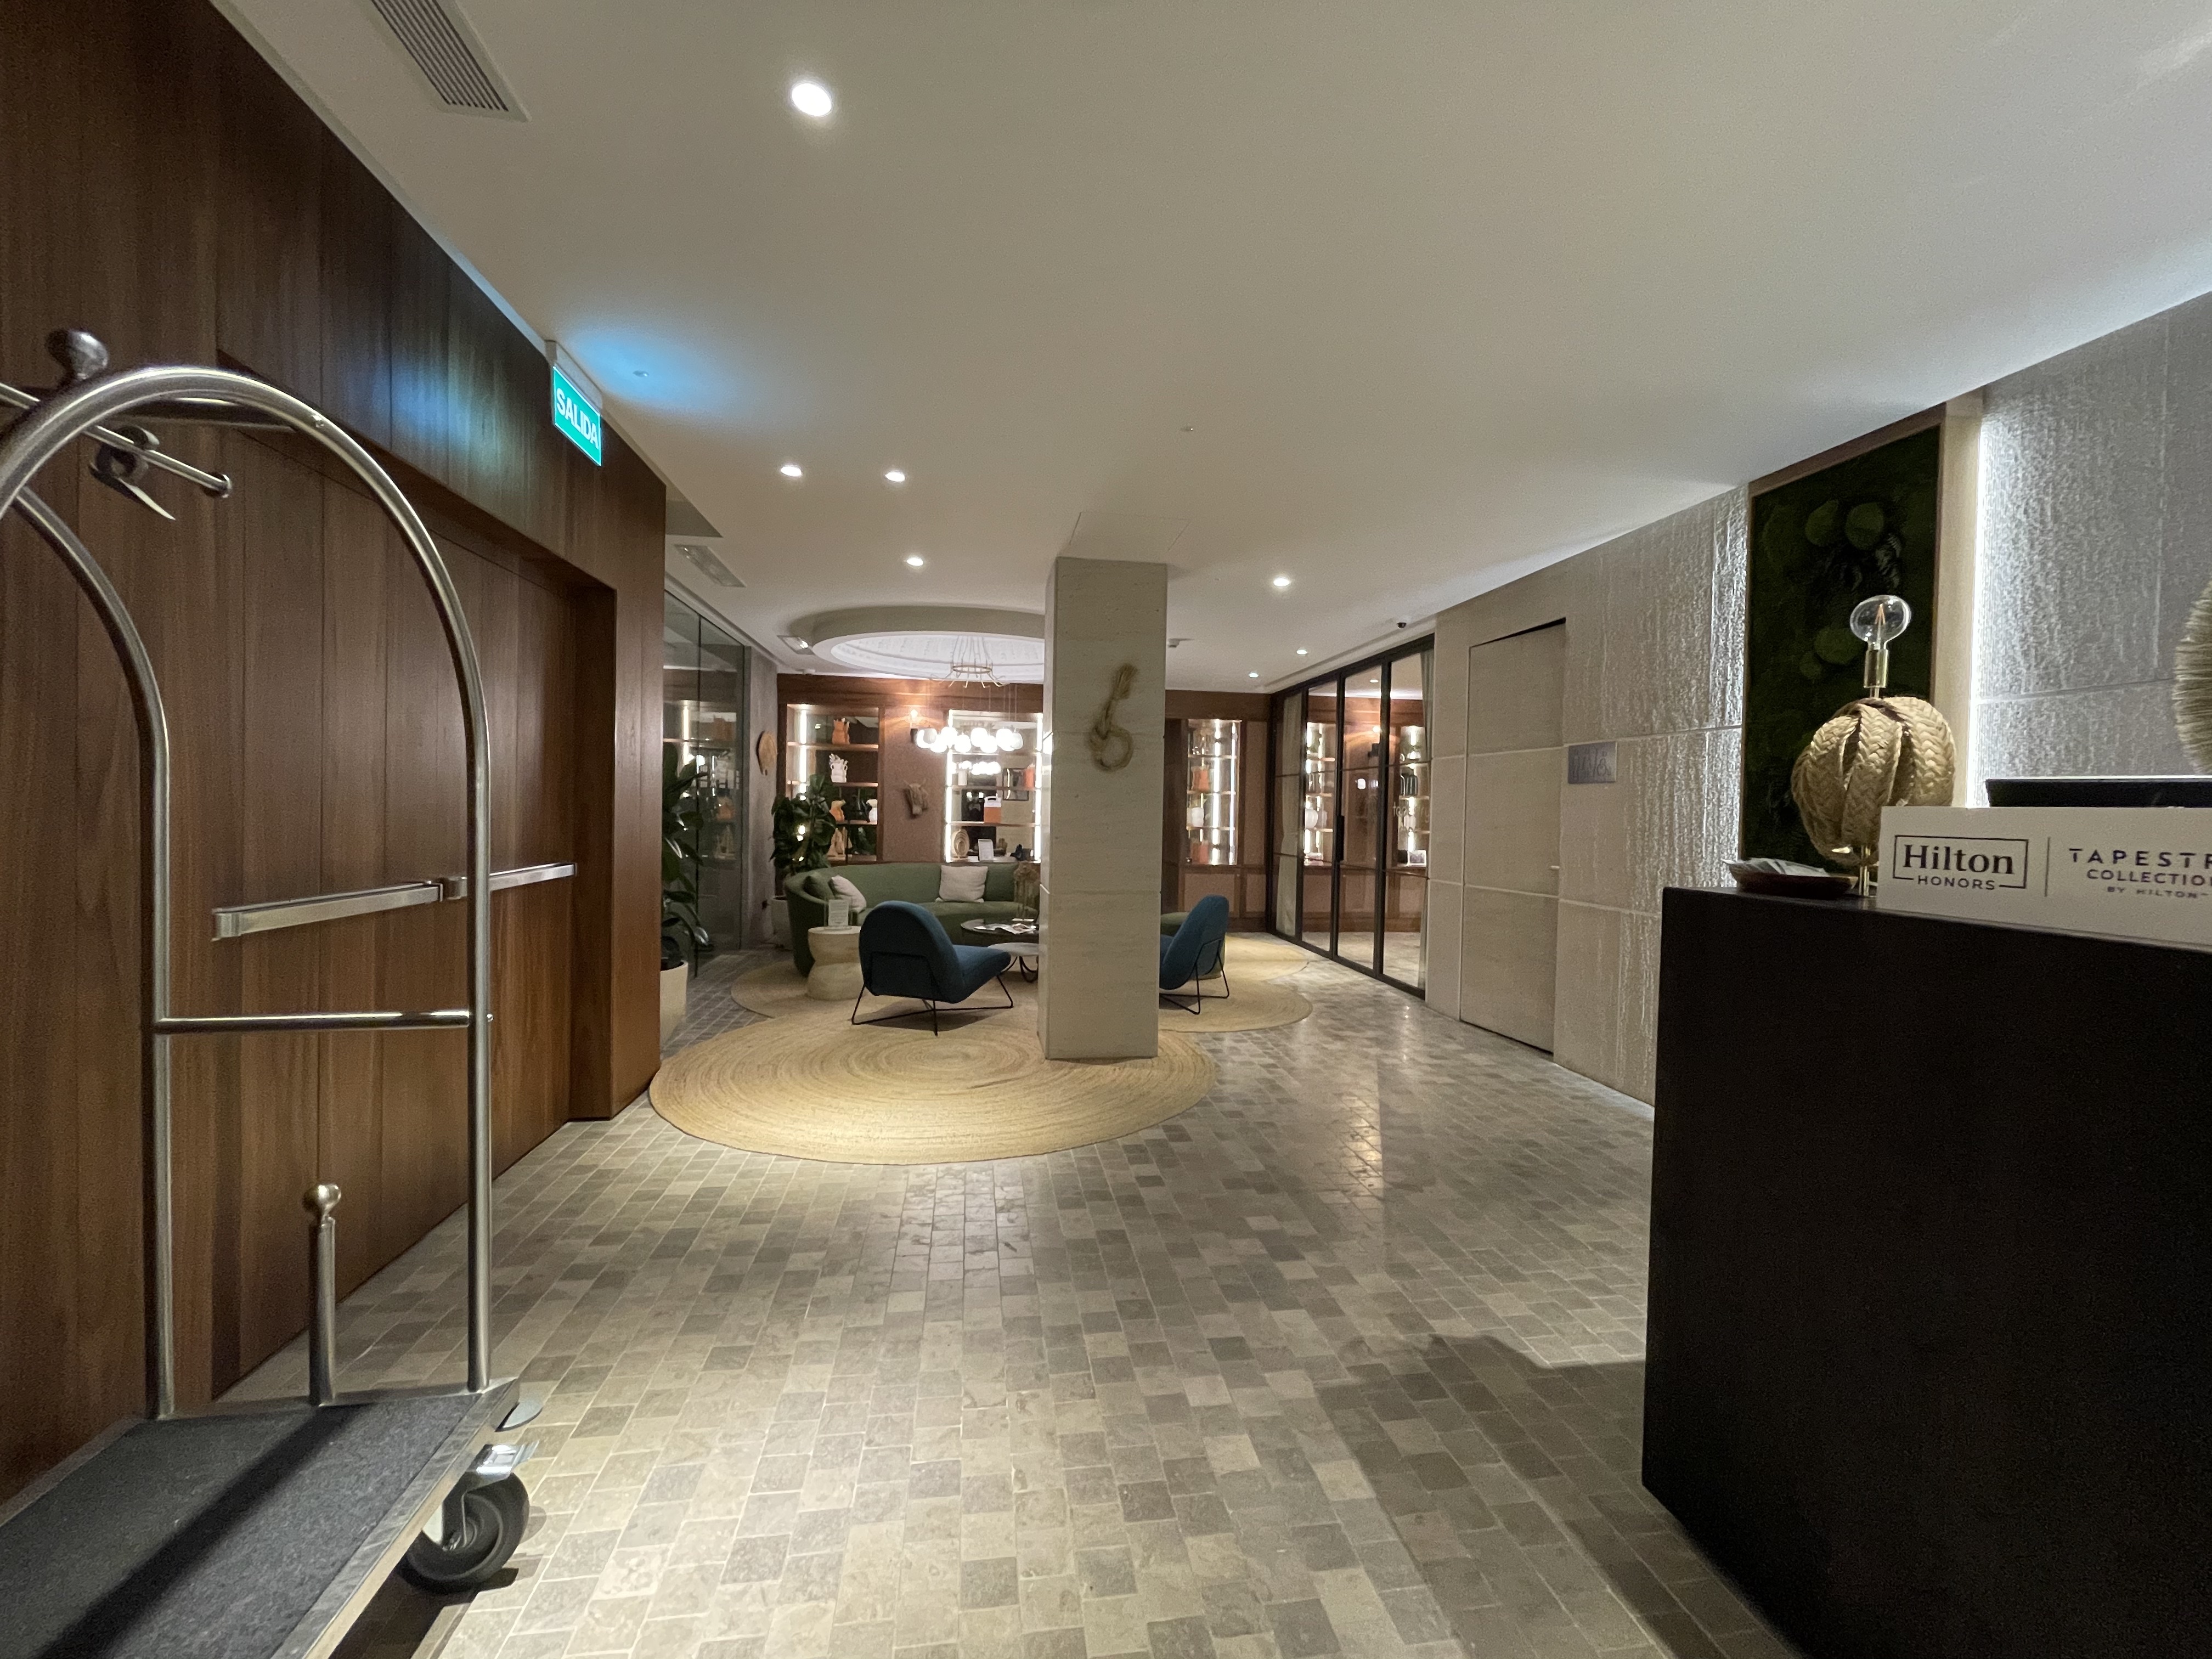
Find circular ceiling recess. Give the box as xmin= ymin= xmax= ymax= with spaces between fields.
xmin=820 ymin=631 xmax=1046 ymax=682
xmin=789 ymin=605 xmax=1047 ymax=684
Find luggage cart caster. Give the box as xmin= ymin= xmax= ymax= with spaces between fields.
xmin=399 ymin=1471 xmax=530 ymax=1593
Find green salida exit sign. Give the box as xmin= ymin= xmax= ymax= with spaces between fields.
xmin=551 ymin=362 xmax=603 ymax=465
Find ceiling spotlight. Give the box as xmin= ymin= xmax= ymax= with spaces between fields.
xmin=789 ymin=79 xmax=833 ymax=119
xmin=778 ymin=462 xmax=803 ymax=479
xmin=1296 ymin=647 xmax=1310 ymax=656
xmin=1271 ymin=575 xmax=1292 ymax=589
xmin=1247 ymin=671 xmax=1260 ymax=679
xmin=884 ymin=469 xmax=906 ymax=484
xmin=905 ymin=554 xmax=926 ymax=567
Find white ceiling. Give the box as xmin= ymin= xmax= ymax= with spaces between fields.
xmin=222 ymin=1 xmax=2212 ymax=689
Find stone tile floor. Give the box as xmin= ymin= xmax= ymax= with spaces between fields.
xmin=300 ymin=944 xmax=1796 ymax=1659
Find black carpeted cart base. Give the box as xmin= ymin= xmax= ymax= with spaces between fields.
xmin=0 ymin=1383 xmax=522 ymax=1659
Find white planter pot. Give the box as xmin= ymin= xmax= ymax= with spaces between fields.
xmin=769 ymin=896 xmax=790 ymax=948
xmin=660 ymin=963 xmax=689 ymax=1047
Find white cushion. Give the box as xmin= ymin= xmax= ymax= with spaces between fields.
xmin=938 ymin=864 xmax=988 ymax=901
xmin=830 ymin=874 xmax=868 ymax=915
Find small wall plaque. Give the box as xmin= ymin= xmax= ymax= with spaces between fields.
xmin=1567 ymin=741 xmax=1617 ymax=785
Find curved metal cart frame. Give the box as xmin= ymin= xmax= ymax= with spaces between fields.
xmin=0 ymin=335 xmax=532 ymax=1658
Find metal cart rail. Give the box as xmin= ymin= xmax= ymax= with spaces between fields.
xmin=0 ymin=332 xmax=534 ymax=1658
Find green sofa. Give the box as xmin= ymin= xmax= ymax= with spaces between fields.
xmin=786 ymin=862 xmax=1028 ymax=974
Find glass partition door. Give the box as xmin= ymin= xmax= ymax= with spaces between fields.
xmin=1271 ymin=637 xmax=1433 ymax=990
xmin=1298 ymin=682 xmax=1339 ymax=953
xmin=1385 ymin=647 xmax=1430 ymax=989
xmin=664 ymin=593 xmax=748 ymax=952
xmin=1273 ymin=692 xmax=1302 ymax=937
xmin=1338 ymin=665 xmax=1385 ymax=973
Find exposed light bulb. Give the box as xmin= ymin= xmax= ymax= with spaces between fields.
xmin=789 ymin=79 xmax=833 ymax=119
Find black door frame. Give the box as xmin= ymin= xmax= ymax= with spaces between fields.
xmin=1268 ymin=636 xmax=1432 ymax=991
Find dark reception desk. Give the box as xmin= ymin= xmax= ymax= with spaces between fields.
xmin=1645 ymin=889 xmax=2211 ymax=1659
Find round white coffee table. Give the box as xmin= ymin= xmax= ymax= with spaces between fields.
xmin=806 ymin=926 xmax=863 ymax=1000
xmin=960 ymin=922 xmax=1040 ymax=980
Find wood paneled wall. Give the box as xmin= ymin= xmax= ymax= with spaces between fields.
xmin=0 ymin=0 xmax=665 ymax=1502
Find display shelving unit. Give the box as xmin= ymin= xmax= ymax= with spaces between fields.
xmin=785 ymin=702 xmax=881 ymax=862
xmin=940 ymin=711 xmax=1040 ymax=861
xmin=1182 ymin=719 xmax=1240 ymax=867
xmin=1392 ymin=719 xmax=1429 ymax=870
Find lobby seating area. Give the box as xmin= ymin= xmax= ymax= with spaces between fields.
xmin=787 ymin=864 xmax=1029 ymax=975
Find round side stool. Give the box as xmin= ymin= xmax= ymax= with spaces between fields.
xmin=806 ymin=925 xmax=864 ymax=1001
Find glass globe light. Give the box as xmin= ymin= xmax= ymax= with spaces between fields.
xmin=996 ymin=728 xmax=1021 ymax=752
xmin=1850 ymin=594 xmax=1912 ymax=648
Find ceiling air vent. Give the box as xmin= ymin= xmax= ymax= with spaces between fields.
xmin=674 ymin=543 xmax=744 ymax=589
xmin=368 ymin=0 xmax=526 ymax=119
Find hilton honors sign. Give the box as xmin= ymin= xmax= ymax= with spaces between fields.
xmin=1878 ymin=805 xmax=2212 ymax=949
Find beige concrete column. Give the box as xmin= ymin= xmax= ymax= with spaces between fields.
xmin=1037 ymin=556 xmax=1167 ymax=1060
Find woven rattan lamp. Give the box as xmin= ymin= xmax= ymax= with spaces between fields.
xmin=1790 ymin=595 xmax=1956 ymax=892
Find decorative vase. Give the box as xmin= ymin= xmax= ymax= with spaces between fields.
xmin=659 ymin=962 xmax=687 ymax=1047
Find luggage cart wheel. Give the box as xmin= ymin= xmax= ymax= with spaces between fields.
xmin=400 ymin=1474 xmax=529 ymax=1592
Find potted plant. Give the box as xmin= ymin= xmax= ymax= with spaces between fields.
xmin=662 ymin=753 xmax=709 ymax=1043
xmin=770 ymin=786 xmax=836 ymax=948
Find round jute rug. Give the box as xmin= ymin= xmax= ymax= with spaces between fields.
xmin=651 ymin=1018 xmax=1215 ymax=1163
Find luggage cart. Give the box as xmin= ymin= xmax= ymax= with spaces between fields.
xmin=0 ymin=331 xmax=534 ymax=1658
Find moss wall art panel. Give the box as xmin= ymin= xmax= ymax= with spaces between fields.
xmin=1743 ymin=424 xmax=1942 ymax=862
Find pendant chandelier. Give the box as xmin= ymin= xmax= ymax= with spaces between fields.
xmin=942 ymin=635 xmax=1002 ymax=687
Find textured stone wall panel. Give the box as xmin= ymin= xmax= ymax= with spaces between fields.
xmin=1977 ymin=312 xmax=2168 ymax=703
xmin=1595 ymin=490 xmax=1748 ymax=741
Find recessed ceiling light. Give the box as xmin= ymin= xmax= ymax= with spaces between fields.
xmin=884 ymin=469 xmax=906 ymax=484
xmin=778 ymin=462 xmax=803 ymax=479
xmin=1295 ymin=647 xmax=1310 ymax=656
xmin=1271 ymin=575 xmax=1292 ymax=589
xmin=1247 ymin=671 xmax=1260 ymax=679
xmin=789 ymin=79 xmax=833 ymax=119
xmin=905 ymin=554 xmax=926 ymax=567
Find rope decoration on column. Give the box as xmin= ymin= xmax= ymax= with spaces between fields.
xmin=1790 ymin=695 xmax=1955 ymax=868
xmin=1086 ymin=662 xmax=1137 ymax=771
xmin=2174 ymin=574 xmax=2212 ymax=770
